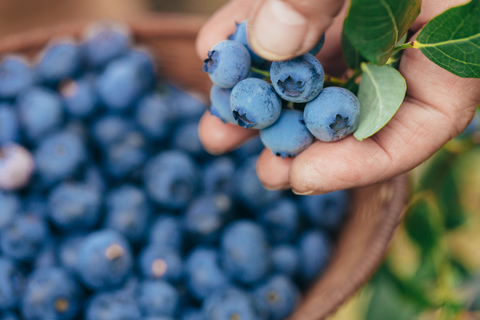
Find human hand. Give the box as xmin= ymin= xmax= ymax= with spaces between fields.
xmin=196 ymin=0 xmax=480 ymax=195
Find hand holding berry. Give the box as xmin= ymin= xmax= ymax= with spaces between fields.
xmin=196 ymin=0 xmax=480 ymax=195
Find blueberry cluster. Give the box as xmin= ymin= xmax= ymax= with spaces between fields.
xmin=0 ymin=21 xmax=350 ymax=320
xmin=203 ymin=21 xmax=361 ymax=157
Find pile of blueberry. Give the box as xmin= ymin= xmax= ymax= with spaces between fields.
xmin=0 ymin=21 xmax=349 ymax=320
xmin=203 ymin=21 xmax=361 ymax=158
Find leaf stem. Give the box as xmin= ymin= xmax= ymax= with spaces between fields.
xmin=250 ymin=67 xmax=270 ymax=78
xmin=393 ymin=41 xmax=419 ymax=52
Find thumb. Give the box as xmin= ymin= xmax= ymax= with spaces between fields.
xmin=247 ymin=0 xmax=345 ymax=61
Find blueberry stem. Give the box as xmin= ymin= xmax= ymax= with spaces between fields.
xmin=324 ymin=74 xmax=345 ymax=86
xmin=250 ymin=67 xmax=270 ymax=78
xmin=393 ymin=41 xmax=418 ymax=52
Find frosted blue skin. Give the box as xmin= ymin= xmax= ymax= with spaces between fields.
xmin=260 ymin=109 xmax=314 ymax=158
xmin=0 ymin=103 xmax=19 ymax=143
xmin=37 ymin=41 xmax=81 ymax=84
xmin=298 ymin=230 xmax=332 ymax=283
xmin=137 ymin=280 xmax=179 ymax=317
xmin=209 ymin=85 xmax=236 ymax=124
xmin=0 ymin=56 xmax=36 ymax=99
xmin=308 ymin=34 xmax=325 ymax=56
xmin=228 ymin=21 xmax=267 ymax=68
xmin=304 ymin=87 xmax=360 ymax=142
xmin=202 ymin=40 xmax=251 ymax=89
xmin=0 ymin=257 xmax=25 ymax=310
xmin=270 ymin=53 xmax=324 ymax=103
xmin=300 ymin=190 xmax=349 ymax=230
xmin=230 ymin=78 xmax=282 ymax=129
xmin=253 ymin=275 xmax=300 ymax=320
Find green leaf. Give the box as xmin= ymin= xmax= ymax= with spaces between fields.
xmin=404 ymin=197 xmax=442 ymax=253
xmin=438 ymin=169 xmax=466 ymax=229
xmin=366 ymin=270 xmax=419 ymax=320
xmin=416 ymin=0 xmax=480 ymax=78
xmin=342 ymin=30 xmax=367 ymax=70
xmin=353 ymin=63 xmax=406 ymax=140
xmin=343 ymin=0 xmax=421 ymax=65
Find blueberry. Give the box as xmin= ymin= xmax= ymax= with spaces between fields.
xmin=149 ymin=215 xmax=184 ymax=251
xmin=171 ymin=122 xmax=208 ymax=159
xmin=143 ymin=151 xmax=201 ymax=209
xmin=83 ymin=165 xmax=107 ymax=193
xmin=77 ymin=230 xmax=133 ymax=290
xmin=203 ymin=157 xmax=236 ymax=197
xmin=83 ymin=21 xmax=131 ymax=68
xmin=166 ymin=85 xmax=207 ymax=123
xmin=34 ymin=239 xmax=58 ymax=269
xmin=23 ymin=192 xmax=48 ymax=218
xmin=221 ymin=220 xmax=271 ymax=284
xmin=17 ymin=87 xmax=63 ymax=141
xmin=60 ymin=77 xmax=98 ymax=118
xmin=137 ymin=280 xmax=179 ymax=317
xmin=259 ymin=199 xmax=300 ymax=244
xmin=298 ymin=230 xmax=332 ymax=283
xmin=185 ymin=247 xmax=230 ymax=300
xmin=1 ymin=214 xmax=49 ymax=262
xmin=182 ymin=308 xmax=206 ymax=320
xmin=58 ymin=233 xmax=86 ymax=275
xmin=136 ymin=93 xmax=173 ymax=141
xmin=0 ymin=103 xmax=19 ymax=143
xmin=0 ymin=192 xmax=19 ymax=230
xmin=270 ymin=53 xmax=324 ymax=103
xmin=300 ymin=190 xmax=349 ymax=230
xmin=0 ymin=312 xmax=19 ymax=320
xmin=104 ymin=130 xmax=148 ymax=179
xmin=48 ymin=182 xmax=102 ymax=231
xmin=86 ymin=290 xmax=141 ymax=320
xmin=202 ymin=40 xmax=251 ymax=89
xmin=229 ymin=21 xmax=267 ymax=68
xmin=233 ymin=137 xmax=264 ymax=160
xmin=125 ymin=47 xmax=156 ymax=91
xmin=0 ymin=257 xmax=25 ymax=310
xmin=271 ymin=245 xmax=299 ymax=278
xmin=202 ymin=287 xmax=258 ymax=320
xmin=230 ymin=78 xmax=282 ymax=129
xmin=184 ymin=195 xmax=232 ymax=243
xmin=34 ymin=130 xmax=86 ymax=185
xmin=253 ymin=275 xmax=300 ymax=320
xmin=139 ymin=245 xmax=183 ymax=283
xmin=235 ymin=156 xmax=281 ymax=212
xmin=209 ymin=85 xmax=236 ymax=124
xmin=36 ymin=38 xmax=81 ymax=84
xmin=260 ymin=109 xmax=314 ymax=157
xmin=21 ymin=267 xmax=82 ymax=320
xmin=0 ymin=55 xmax=35 ymax=99
xmin=105 ymin=185 xmax=152 ymax=243
xmin=308 ymin=35 xmax=325 ymax=56
xmin=97 ymin=56 xmax=151 ymax=112
xmin=90 ymin=115 xmax=134 ymax=149
xmin=0 ymin=143 xmax=35 ymax=191
xmin=304 ymin=87 xmax=360 ymax=142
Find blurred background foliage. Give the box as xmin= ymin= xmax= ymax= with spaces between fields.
xmin=1 ymin=0 xmax=479 ymax=319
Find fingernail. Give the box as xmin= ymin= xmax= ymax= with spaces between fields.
xmin=251 ymin=0 xmax=307 ymax=60
xmin=292 ymin=189 xmax=316 ymax=195
xmin=263 ymin=183 xmax=290 ymax=191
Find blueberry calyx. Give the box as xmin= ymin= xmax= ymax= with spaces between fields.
xmin=232 ymin=110 xmax=254 ymax=129
xmin=329 ymin=114 xmax=349 ymax=133
xmin=201 ymin=50 xmax=216 ymax=73
xmin=278 ymin=76 xmax=305 ymax=97
xmin=275 ymin=151 xmax=294 ymax=158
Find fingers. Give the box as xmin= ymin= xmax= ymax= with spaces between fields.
xmin=198 ymin=111 xmax=258 ymax=155
xmin=257 ymin=38 xmax=480 ymax=194
xmin=256 ymin=149 xmax=293 ymax=190
xmin=195 ymin=0 xmax=255 ymax=60
xmin=247 ymin=0 xmax=345 ymax=61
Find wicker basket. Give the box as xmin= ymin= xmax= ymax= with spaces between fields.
xmin=0 ymin=13 xmax=409 ymax=320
